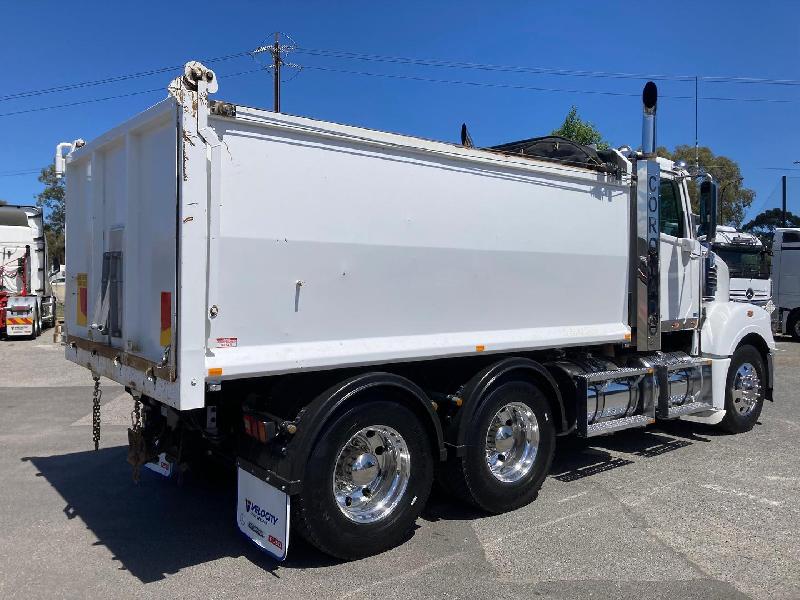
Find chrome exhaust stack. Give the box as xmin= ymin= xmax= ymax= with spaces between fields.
xmin=634 ymin=82 xmax=661 ymax=352
xmin=641 ymin=81 xmax=658 ymax=157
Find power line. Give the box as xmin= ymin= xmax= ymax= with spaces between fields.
xmin=1 ymin=54 xmax=796 ymax=123
xmin=301 ymin=64 xmax=796 ymax=104
xmin=0 ymin=169 xmax=42 ymax=177
xmin=0 ymin=51 xmax=251 ymax=103
xmin=0 ymin=88 xmax=164 ymax=118
xmin=295 ymin=46 xmax=800 ymax=87
xmin=0 ymin=67 xmax=265 ymax=119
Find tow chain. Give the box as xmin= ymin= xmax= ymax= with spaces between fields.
xmin=127 ymin=396 xmax=146 ymax=483
xmin=91 ymin=376 xmax=102 ymax=450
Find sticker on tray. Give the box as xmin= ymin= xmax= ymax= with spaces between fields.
xmin=216 ymin=337 xmax=238 ymax=348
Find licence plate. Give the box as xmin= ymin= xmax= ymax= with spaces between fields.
xmin=144 ymin=452 xmax=174 ymax=477
xmin=8 ymin=324 xmax=32 ymax=336
xmin=237 ymin=463 xmax=290 ymax=560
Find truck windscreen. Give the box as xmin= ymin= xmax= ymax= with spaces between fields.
xmin=715 ymin=247 xmax=769 ymax=279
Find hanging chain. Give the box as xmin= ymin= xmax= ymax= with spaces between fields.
xmin=131 ymin=397 xmax=142 ymax=432
xmin=128 ymin=395 xmax=146 ymax=483
xmin=91 ymin=375 xmax=102 ymax=450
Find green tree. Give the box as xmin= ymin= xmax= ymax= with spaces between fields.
xmin=742 ymin=208 xmax=800 ymax=246
xmin=36 ymin=164 xmax=66 ymax=265
xmin=551 ymin=106 xmax=609 ymax=149
xmin=656 ymin=145 xmax=754 ymax=228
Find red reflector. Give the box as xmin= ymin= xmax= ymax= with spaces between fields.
xmin=257 ymin=421 xmax=267 ymax=443
xmin=243 ymin=415 xmax=252 ymax=436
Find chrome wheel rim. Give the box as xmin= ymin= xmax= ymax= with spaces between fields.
xmin=732 ymin=362 xmax=762 ymax=416
xmin=485 ymin=402 xmax=539 ymax=483
xmin=333 ymin=425 xmax=411 ymax=523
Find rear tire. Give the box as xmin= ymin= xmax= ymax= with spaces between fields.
xmin=441 ymin=380 xmax=555 ymax=513
xmin=719 ymin=344 xmax=765 ymax=434
xmin=293 ymin=399 xmax=433 ymax=560
xmin=788 ymin=311 xmax=800 ymax=341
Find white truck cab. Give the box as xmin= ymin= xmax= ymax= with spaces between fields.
xmin=772 ymin=227 xmax=800 ymax=339
xmin=712 ymin=226 xmax=771 ymax=307
xmin=0 ymin=205 xmax=57 ymax=338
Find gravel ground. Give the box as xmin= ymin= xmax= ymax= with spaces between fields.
xmin=0 ymin=335 xmax=798 ymax=599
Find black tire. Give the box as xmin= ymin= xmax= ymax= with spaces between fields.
xmin=28 ymin=310 xmax=39 ymax=340
xmin=788 ymin=311 xmax=800 ymax=341
xmin=293 ymin=399 xmax=434 ymax=560
xmin=719 ymin=345 xmax=765 ymax=434
xmin=441 ymin=380 xmax=555 ymax=513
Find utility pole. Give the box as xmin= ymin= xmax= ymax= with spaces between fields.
xmin=782 ymin=175 xmax=788 ymax=227
xmin=252 ymin=33 xmax=298 ymax=113
xmin=272 ymin=32 xmax=282 ymax=113
xmin=694 ymin=76 xmax=699 ymax=174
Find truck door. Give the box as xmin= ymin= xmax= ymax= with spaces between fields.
xmin=659 ymin=176 xmax=701 ymax=327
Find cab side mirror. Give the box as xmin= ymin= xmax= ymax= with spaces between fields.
xmin=699 ymin=180 xmax=718 ymax=243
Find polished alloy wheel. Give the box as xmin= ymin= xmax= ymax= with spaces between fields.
xmin=731 ymin=362 xmax=762 ymax=416
xmin=484 ymin=402 xmax=540 ymax=483
xmin=333 ymin=425 xmax=411 ymax=523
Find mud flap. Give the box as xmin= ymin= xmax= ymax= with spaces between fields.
xmin=237 ymin=460 xmax=290 ymax=561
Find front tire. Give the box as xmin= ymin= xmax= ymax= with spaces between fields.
xmin=788 ymin=311 xmax=800 ymax=341
xmin=441 ymin=380 xmax=555 ymax=513
xmin=719 ymin=345 xmax=765 ymax=434
xmin=293 ymin=399 xmax=433 ymax=560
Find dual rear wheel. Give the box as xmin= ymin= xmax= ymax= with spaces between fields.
xmin=293 ymin=381 xmax=555 ymax=559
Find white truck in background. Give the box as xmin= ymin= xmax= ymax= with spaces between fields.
xmin=0 ymin=205 xmax=57 ymax=338
xmin=712 ymin=226 xmax=772 ymax=307
xmin=771 ymin=228 xmax=800 ymax=339
xmin=57 ymin=63 xmax=775 ymax=561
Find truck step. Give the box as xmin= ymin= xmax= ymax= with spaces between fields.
xmin=661 ymin=401 xmax=714 ymax=419
xmin=585 ymin=414 xmax=654 ymax=438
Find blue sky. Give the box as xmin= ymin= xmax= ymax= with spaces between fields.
xmin=2 ymin=0 xmax=798 ymax=220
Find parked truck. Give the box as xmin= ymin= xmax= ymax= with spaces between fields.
xmin=771 ymin=227 xmax=800 ymax=339
xmin=57 ymin=63 xmax=775 ymax=561
xmin=0 ymin=205 xmax=56 ymax=338
xmin=712 ymin=226 xmax=772 ymax=307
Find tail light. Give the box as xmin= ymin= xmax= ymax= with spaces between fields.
xmin=243 ymin=414 xmax=276 ymax=443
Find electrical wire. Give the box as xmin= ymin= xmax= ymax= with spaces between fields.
xmin=295 ymin=46 xmax=800 ymax=87
xmin=3 ymin=43 xmax=799 ymax=111
xmin=0 ymin=88 xmax=164 ymax=118
xmin=0 ymin=67 xmax=265 ymax=119
xmin=300 ymin=64 xmax=796 ymax=104
xmin=0 ymin=51 xmax=251 ymax=103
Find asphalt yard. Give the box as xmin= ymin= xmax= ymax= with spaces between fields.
xmin=1 ymin=336 xmax=798 ymax=599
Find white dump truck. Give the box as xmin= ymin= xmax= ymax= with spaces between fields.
xmin=0 ymin=205 xmax=56 ymax=338
xmin=712 ymin=226 xmax=771 ymax=307
xmin=57 ymin=62 xmax=775 ymax=561
xmin=771 ymin=227 xmax=800 ymax=339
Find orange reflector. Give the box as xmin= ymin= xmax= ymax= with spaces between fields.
xmin=257 ymin=421 xmax=267 ymax=443
xmin=160 ymin=292 xmax=172 ymax=346
xmin=208 ymin=367 xmax=223 ymax=377
xmin=624 ymin=332 xmax=632 ymax=341
xmin=77 ymin=273 xmax=88 ymax=327
xmin=475 ymin=345 xmax=485 ymax=352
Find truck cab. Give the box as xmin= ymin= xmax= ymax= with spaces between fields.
xmin=712 ymin=226 xmax=771 ymax=307
xmin=0 ymin=205 xmax=56 ymax=338
xmin=772 ymin=227 xmax=800 ymax=339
